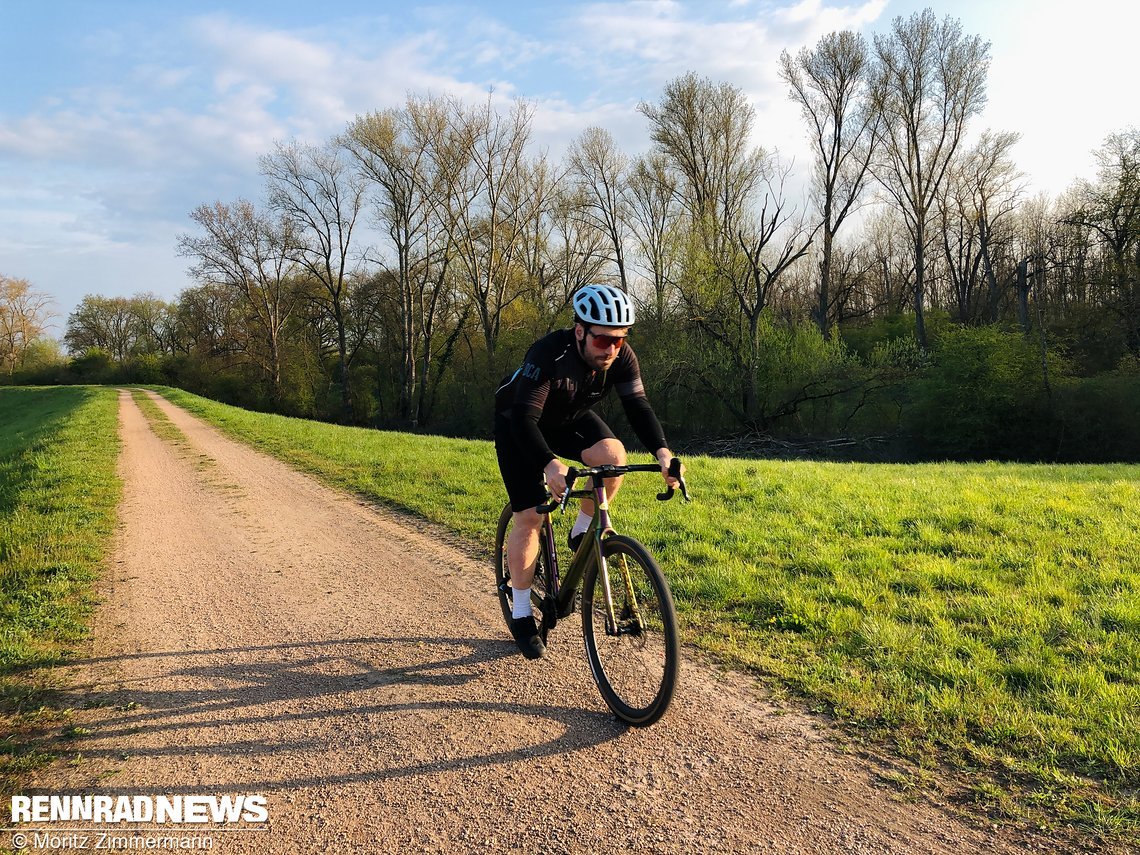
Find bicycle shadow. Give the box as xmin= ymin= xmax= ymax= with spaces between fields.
xmin=45 ymin=634 xmax=627 ymax=795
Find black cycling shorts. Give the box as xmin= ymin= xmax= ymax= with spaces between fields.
xmin=494 ymin=410 xmax=617 ymax=513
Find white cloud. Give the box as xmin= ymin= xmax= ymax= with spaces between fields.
xmin=0 ymin=0 xmax=905 ymax=316
xmin=551 ymin=0 xmax=888 ymax=184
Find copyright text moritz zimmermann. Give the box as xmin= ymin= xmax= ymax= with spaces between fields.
xmin=12 ymin=830 xmax=216 ymax=850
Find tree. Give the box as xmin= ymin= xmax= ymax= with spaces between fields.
xmin=344 ymin=97 xmax=467 ymax=426
xmin=129 ymin=293 xmax=177 ymax=356
xmin=438 ymin=97 xmax=536 ymax=371
xmin=691 ymin=162 xmax=820 ymax=427
xmin=936 ymin=130 xmax=1023 ymax=323
xmin=179 ymin=199 xmax=299 ymax=401
xmin=639 ymin=72 xmax=764 ymax=260
xmin=873 ymin=8 xmax=990 ymax=348
xmin=262 ymin=140 xmax=367 ymax=420
xmin=780 ymin=29 xmax=880 ymax=338
xmin=1064 ymin=129 xmax=1140 ymax=354
xmin=642 ymin=73 xmax=825 ymax=429
xmin=566 ymin=127 xmax=630 ymax=290
xmin=173 ymin=283 xmax=241 ymax=360
xmin=0 ymin=276 xmax=55 ymax=376
xmin=860 ymin=207 xmax=916 ymax=316
xmin=65 ymin=295 xmax=148 ymax=361
xmin=543 ymin=183 xmax=610 ymax=322
xmin=626 ymin=153 xmax=682 ymax=321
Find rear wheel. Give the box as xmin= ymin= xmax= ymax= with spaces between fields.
xmin=582 ymin=535 xmax=679 ymax=726
xmin=494 ymin=503 xmax=554 ymax=642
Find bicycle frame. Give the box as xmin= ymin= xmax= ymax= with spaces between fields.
xmin=537 ymin=462 xmax=686 ymax=633
xmin=541 ymin=482 xmax=605 ymax=624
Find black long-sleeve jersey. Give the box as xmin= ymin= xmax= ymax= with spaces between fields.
xmin=494 ymin=328 xmax=668 ymax=467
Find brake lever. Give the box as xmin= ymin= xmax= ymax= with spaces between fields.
xmin=557 ymin=468 xmax=579 ymax=512
xmin=655 ymin=458 xmax=691 ymax=502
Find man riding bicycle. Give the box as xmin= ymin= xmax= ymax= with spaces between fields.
xmin=494 ymin=284 xmax=682 ymax=659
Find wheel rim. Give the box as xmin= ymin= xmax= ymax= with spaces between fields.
xmin=585 ymin=546 xmax=674 ymax=719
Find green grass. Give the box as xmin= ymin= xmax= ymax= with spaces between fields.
xmin=150 ymin=386 xmax=1140 ymax=840
xmin=130 ymin=389 xmax=186 ymax=444
xmin=0 ymin=386 xmax=121 ymax=793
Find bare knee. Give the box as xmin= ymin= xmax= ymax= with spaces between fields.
xmin=513 ymin=507 xmax=546 ymax=532
xmin=582 ymin=438 xmax=626 ymax=467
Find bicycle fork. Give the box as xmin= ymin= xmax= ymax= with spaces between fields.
xmin=592 ymin=487 xmax=644 ymax=638
xmin=599 ymin=552 xmax=645 ymax=638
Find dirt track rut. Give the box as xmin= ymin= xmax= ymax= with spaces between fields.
xmin=31 ymin=390 xmax=1068 ymax=853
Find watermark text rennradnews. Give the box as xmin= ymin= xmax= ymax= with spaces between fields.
xmin=10 ymin=794 xmax=268 ymax=824
xmin=6 ymin=794 xmax=268 ymax=850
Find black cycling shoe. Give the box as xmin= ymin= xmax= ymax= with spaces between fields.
xmin=567 ymin=531 xmax=585 ymax=553
xmin=509 ymin=615 xmax=546 ymax=660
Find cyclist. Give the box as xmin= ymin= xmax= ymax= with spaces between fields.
xmin=493 ymin=284 xmax=682 ymax=659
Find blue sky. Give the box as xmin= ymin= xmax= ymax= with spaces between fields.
xmin=2 ymin=0 xmax=1138 ymax=331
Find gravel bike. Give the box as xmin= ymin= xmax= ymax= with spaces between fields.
xmin=494 ymin=460 xmax=690 ymax=726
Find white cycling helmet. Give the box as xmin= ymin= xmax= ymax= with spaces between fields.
xmin=573 ymin=284 xmax=636 ymax=327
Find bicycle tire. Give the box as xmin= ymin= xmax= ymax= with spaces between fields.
xmin=581 ymin=535 xmax=679 ymax=726
xmin=494 ymin=503 xmax=554 ymax=642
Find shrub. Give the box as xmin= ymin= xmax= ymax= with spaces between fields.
xmin=906 ymin=326 xmax=1068 ymax=459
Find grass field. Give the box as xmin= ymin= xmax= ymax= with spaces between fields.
xmin=0 ymin=386 xmax=121 ymax=791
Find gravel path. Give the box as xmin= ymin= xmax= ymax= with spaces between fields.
xmin=30 ymin=390 xmax=1075 ymax=854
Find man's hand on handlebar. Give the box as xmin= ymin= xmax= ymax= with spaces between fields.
xmin=655 ymin=448 xmax=683 ymax=489
xmin=543 ymin=457 xmax=570 ymax=501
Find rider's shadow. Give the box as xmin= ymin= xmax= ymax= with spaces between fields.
xmin=45 ymin=635 xmax=626 ymax=794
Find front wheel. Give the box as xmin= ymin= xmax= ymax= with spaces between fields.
xmin=582 ymin=535 xmax=679 ymax=726
xmin=494 ymin=503 xmax=553 ymax=642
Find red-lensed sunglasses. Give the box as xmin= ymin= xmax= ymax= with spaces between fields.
xmin=586 ymin=328 xmax=628 ymax=349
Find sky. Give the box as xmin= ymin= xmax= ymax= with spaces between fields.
xmin=2 ymin=0 xmax=1138 ymax=334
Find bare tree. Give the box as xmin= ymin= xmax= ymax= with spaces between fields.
xmin=262 ymin=140 xmax=367 ymax=420
xmin=780 ymin=29 xmax=881 ymax=337
xmin=179 ymin=199 xmax=299 ymax=401
xmin=1064 ymin=129 xmax=1140 ymax=353
xmin=716 ymin=165 xmax=820 ymax=425
xmin=0 ymin=276 xmax=55 ymax=375
xmin=639 ymin=72 xmax=765 ymax=259
xmin=544 ymin=183 xmax=610 ymax=323
xmin=437 ymin=97 xmax=536 ymax=370
xmin=344 ymin=96 xmax=469 ymax=426
xmin=861 ymin=207 xmax=917 ymax=316
xmin=626 ymin=153 xmax=683 ymax=321
xmin=511 ymin=152 xmax=562 ymax=304
xmin=566 ymin=127 xmax=630 ymax=290
xmin=936 ymin=130 xmax=1024 ymax=323
xmin=873 ymin=8 xmax=990 ymax=347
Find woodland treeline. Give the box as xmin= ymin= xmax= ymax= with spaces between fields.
xmin=5 ymin=9 xmax=1139 ymax=460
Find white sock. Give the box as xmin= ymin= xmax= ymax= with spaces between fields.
xmin=571 ymin=511 xmax=592 ymax=538
xmin=512 ymin=587 xmax=532 ymax=619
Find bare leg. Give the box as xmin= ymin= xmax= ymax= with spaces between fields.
xmin=578 ymin=438 xmax=626 ymax=516
xmin=506 ymin=507 xmax=545 ymax=591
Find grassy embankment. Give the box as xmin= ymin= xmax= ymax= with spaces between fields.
xmin=0 ymin=387 xmax=120 ymax=793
